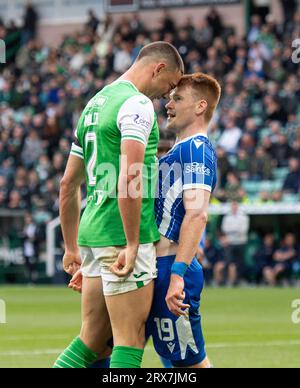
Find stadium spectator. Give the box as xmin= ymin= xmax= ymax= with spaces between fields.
xmin=264 ymin=233 xmax=299 ymax=285
xmin=216 ymin=147 xmax=232 ymax=188
xmin=86 ymin=9 xmax=99 ymax=34
xmin=160 ymin=9 xmax=176 ymax=34
xmin=291 ymin=137 xmax=300 ymax=160
xmin=206 ymin=7 xmax=224 ymax=38
xmin=193 ymin=19 xmax=213 ymax=52
xmin=280 ymin=0 xmax=297 ymax=28
xmin=202 ymin=234 xmax=229 ymax=286
xmin=250 ymin=147 xmax=273 ymax=181
xmin=218 ymin=118 xmax=242 ymax=154
xmin=21 ymin=130 xmax=43 ymax=169
xmin=236 ymin=149 xmax=251 ymax=180
xmin=254 ymin=234 xmax=276 ymax=284
xmin=221 ymin=202 xmax=250 ymax=285
xmin=219 ymin=172 xmax=246 ymax=203
xmin=282 ymin=158 xmax=300 ymax=194
xmin=0 ymin=7 xmax=300 ymax=283
xmin=22 ymin=1 xmax=38 ymax=44
xmin=21 ymin=213 xmax=40 ymax=283
xmin=272 ymin=133 xmax=293 ymax=168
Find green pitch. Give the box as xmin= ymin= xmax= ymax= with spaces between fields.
xmin=0 ymin=287 xmax=299 ymax=368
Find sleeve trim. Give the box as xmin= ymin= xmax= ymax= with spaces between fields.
xmin=71 ymin=143 xmax=83 ymax=155
xmin=121 ymin=135 xmax=146 ymax=146
xmin=70 ymin=151 xmax=84 ymax=160
xmin=182 ymin=184 xmax=212 ymax=193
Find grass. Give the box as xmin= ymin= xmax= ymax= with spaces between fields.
xmin=0 ymin=286 xmax=299 ymax=368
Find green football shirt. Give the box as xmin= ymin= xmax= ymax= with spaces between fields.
xmin=70 ymin=80 xmax=160 ymax=247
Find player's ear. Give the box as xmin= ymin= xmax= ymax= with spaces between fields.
xmin=195 ymin=99 xmax=208 ymax=116
xmin=153 ymin=63 xmax=166 ymax=78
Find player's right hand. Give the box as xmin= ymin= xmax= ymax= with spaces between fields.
xmin=166 ymin=275 xmax=190 ymax=317
xmin=68 ymin=269 xmax=82 ymax=294
xmin=109 ymin=246 xmax=138 ymax=278
xmin=63 ymin=250 xmax=81 ymax=276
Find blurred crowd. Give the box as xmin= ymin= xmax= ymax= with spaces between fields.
xmin=198 ymin=202 xmax=300 ymax=286
xmin=1 ymin=4 xmax=300 ymax=284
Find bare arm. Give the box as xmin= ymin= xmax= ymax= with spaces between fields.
xmin=175 ymin=189 xmax=211 ymax=266
xmin=166 ymin=189 xmax=211 ymax=316
xmin=118 ymin=139 xmax=145 ymax=247
xmin=59 ymin=154 xmax=85 ymax=274
xmin=110 ymin=139 xmax=146 ymax=277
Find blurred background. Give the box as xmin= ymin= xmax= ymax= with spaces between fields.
xmin=0 ymin=0 xmax=300 ymax=288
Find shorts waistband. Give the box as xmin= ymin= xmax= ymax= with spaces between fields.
xmin=157 ymin=255 xmax=176 ymax=261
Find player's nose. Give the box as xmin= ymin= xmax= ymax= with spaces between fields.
xmin=165 ymin=99 xmax=173 ymax=110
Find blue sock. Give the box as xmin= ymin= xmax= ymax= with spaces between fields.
xmin=89 ymin=357 xmax=110 ymax=368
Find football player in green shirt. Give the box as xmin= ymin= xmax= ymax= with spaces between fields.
xmin=53 ymin=42 xmax=184 ymax=368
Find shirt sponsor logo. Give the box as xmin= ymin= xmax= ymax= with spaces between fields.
xmin=133 ymin=114 xmax=151 ymax=129
xmin=185 ymin=163 xmax=211 ymax=176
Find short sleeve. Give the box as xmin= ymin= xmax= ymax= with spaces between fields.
xmin=180 ymin=139 xmax=215 ymax=193
xmin=117 ymin=95 xmax=155 ymax=146
xmin=70 ymin=129 xmax=84 ymax=159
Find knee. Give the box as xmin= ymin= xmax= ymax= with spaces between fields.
xmin=215 ymin=262 xmax=225 ymax=271
xmin=263 ymin=267 xmax=271 ymax=276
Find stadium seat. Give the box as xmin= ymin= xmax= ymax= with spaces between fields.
xmin=260 ymin=181 xmax=282 ymax=192
xmin=259 ymin=128 xmax=271 ymax=141
xmin=282 ymin=194 xmax=300 ymax=203
xmin=273 ymin=168 xmax=289 ymax=181
xmin=242 ymin=181 xmax=259 ymax=195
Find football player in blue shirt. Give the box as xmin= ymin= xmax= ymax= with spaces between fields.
xmin=146 ymin=73 xmax=221 ymax=368
xmin=71 ymin=73 xmax=221 ymax=369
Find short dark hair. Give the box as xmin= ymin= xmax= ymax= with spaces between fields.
xmin=137 ymin=41 xmax=184 ymax=74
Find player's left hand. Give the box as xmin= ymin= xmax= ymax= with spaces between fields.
xmin=109 ymin=246 xmax=138 ymax=278
xmin=68 ymin=269 xmax=83 ymax=293
xmin=166 ymin=275 xmax=190 ymax=317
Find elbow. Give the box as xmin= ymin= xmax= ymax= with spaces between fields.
xmin=60 ymin=177 xmax=69 ymax=191
xmin=60 ymin=177 xmax=77 ymax=195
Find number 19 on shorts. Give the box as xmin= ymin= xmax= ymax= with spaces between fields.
xmin=154 ymin=318 xmax=175 ymax=342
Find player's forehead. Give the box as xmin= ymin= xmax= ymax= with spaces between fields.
xmin=170 ymin=84 xmax=192 ymax=99
xmin=165 ymin=68 xmax=182 ymax=85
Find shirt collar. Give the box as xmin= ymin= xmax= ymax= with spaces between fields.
xmin=174 ymin=132 xmax=208 ymax=147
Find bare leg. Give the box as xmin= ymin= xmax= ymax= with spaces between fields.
xmin=105 ymin=281 xmax=154 ymax=349
xmin=263 ymin=267 xmax=276 ymax=286
xmin=228 ymin=263 xmax=237 ymax=285
xmin=80 ymin=276 xmax=112 ymax=355
xmin=214 ymin=262 xmax=226 ymax=285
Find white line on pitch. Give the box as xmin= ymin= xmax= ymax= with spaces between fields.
xmin=1 ymin=340 xmax=300 ymax=357
xmin=0 ymin=349 xmax=63 ymax=356
xmin=0 ymin=335 xmax=71 ymax=341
